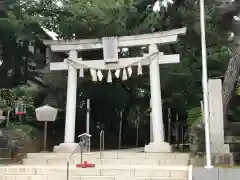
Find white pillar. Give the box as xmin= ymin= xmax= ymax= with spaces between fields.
xmin=150 ymin=113 xmax=153 ymax=142
xmin=144 ymin=44 xmax=171 ymax=152
xmin=64 ymin=50 xmax=78 ymax=143
xmin=150 ymin=98 xmax=153 ymax=142
xmin=149 ymin=44 xmax=164 ymax=142
xmin=53 ymin=50 xmax=78 ymax=153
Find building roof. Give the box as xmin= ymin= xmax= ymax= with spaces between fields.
xmin=41 ymin=26 xmax=59 ymax=40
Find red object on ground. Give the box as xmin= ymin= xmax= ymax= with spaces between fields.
xmin=16 ymin=112 xmax=25 ymax=115
xmin=76 ymin=161 xmax=95 ymax=168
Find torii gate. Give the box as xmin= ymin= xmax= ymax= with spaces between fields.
xmin=43 ymin=27 xmax=186 ymax=153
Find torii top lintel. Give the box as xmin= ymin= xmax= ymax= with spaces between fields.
xmin=42 ymin=27 xmax=186 ymax=52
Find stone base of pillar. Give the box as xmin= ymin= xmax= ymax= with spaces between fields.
xmin=211 ymin=144 xmax=233 ymax=165
xmin=144 ymin=142 xmax=171 ymax=153
xmin=211 ymin=144 xmax=230 ymax=154
xmin=53 ymin=143 xmax=79 ymax=153
xmin=212 ymin=153 xmax=234 ymax=165
xmin=190 ymin=153 xmax=234 ymax=166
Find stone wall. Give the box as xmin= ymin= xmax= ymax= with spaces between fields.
xmin=193 ymin=167 xmax=240 ymax=180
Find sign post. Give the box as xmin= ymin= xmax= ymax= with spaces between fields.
xmin=35 ymin=105 xmax=58 ymax=151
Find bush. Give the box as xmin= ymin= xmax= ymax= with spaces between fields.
xmin=3 ymin=122 xmax=40 ymax=161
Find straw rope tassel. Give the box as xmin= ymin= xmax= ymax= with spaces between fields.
xmin=137 ymin=62 xmax=142 ymax=75
xmin=97 ymin=70 xmax=103 ymax=81
xmin=107 ymin=70 xmax=112 ymax=83
xmin=79 ymin=68 xmax=84 ymax=77
xmin=91 ymin=69 xmax=97 ymax=81
xmin=122 ymin=68 xmax=128 ymax=80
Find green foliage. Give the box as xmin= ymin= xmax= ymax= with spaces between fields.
xmin=4 ymin=122 xmax=39 ymax=139
xmin=0 ymin=87 xmax=35 ymax=114
xmin=0 ymin=88 xmax=16 ymax=110
xmin=28 ymin=0 xmax=231 ymax=125
xmin=127 ymin=105 xmax=148 ymax=127
xmin=187 ymin=107 xmax=202 ymax=126
xmin=0 ymin=0 xmax=234 ymax=128
xmin=228 ymin=106 xmax=240 ymax=122
xmin=236 ymin=84 xmax=240 ymax=96
xmin=0 ymin=0 xmax=47 ymax=88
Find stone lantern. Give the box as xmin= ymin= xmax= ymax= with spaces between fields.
xmin=14 ymin=100 xmax=26 ymax=122
xmin=14 ymin=101 xmax=26 ymax=115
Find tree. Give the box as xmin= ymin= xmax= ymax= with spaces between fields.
xmin=0 ymin=0 xmax=234 ymax=148
xmin=0 ymin=0 xmax=46 ymax=88
xmin=218 ymin=1 xmax=240 ymax=126
xmin=0 ymin=87 xmax=35 ymax=118
xmin=23 ymin=0 xmax=231 ymax=125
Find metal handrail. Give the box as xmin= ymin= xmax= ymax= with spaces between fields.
xmin=66 ymin=142 xmax=84 ymax=180
xmin=100 ymin=130 xmax=104 ymax=159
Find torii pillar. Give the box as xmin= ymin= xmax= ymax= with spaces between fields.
xmin=43 ymin=27 xmax=186 ymax=153
xmin=144 ymin=44 xmax=170 ymax=152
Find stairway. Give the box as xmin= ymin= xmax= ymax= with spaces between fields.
xmin=1 ymin=151 xmax=191 ymax=180
xmin=23 ymin=152 xmax=190 ymax=166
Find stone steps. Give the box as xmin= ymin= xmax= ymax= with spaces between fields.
xmin=23 ymin=152 xmax=189 ymax=166
xmin=0 ymin=175 xmax=187 ymax=180
xmin=26 ymin=152 xmax=189 ymax=159
xmin=0 ymin=165 xmax=189 ymax=180
xmin=15 ymin=151 xmax=190 ymax=180
xmin=22 ymin=158 xmax=188 ymax=166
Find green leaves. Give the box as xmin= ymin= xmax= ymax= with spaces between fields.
xmin=187 ymin=107 xmax=202 ymax=126
xmin=0 ymin=87 xmax=35 ymax=114
xmin=0 ymin=88 xmax=16 ymax=111
xmin=0 ymin=0 xmax=47 ymax=88
xmin=0 ymin=0 xmax=233 ymax=126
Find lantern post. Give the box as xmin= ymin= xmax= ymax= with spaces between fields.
xmin=35 ymin=105 xmax=58 ymax=151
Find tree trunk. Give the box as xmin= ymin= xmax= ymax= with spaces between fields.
xmin=222 ymin=46 xmax=240 ymax=127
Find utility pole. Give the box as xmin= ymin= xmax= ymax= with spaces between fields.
xmin=200 ymin=0 xmax=212 ymax=168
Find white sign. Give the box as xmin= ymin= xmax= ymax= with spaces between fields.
xmin=35 ymin=105 xmax=58 ymax=122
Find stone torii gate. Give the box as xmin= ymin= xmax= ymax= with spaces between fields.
xmin=43 ymin=27 xmax=186 ymax=153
